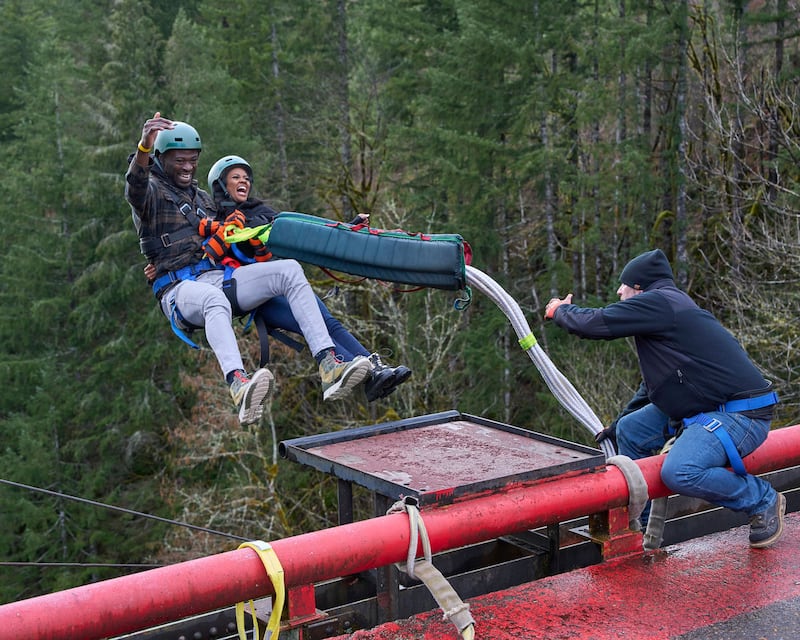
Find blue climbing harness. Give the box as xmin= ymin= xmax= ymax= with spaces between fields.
xmin=682 ymin=391 xmax=779 ymax=476
xmin=151 ymin=256 xmax=223 ymax=349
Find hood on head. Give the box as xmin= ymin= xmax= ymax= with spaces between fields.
xmin=619 ymin=249 xmax=674 ymax=290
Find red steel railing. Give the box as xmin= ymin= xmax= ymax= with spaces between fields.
xmin=1 ymin=424 xmax=798 ymax=640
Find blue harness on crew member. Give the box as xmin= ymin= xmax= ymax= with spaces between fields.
xmin=681 ymin=391 xmax=779 ymax=476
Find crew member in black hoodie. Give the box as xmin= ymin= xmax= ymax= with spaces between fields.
xmin=544 ymin=249 xmax=785 ymax=549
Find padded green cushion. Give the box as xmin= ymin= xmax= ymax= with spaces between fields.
xmin=267 ymin=212 xmax=468 ymax=291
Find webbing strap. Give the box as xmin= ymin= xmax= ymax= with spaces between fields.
xmin=139 ymin=225 xmax=196 ymax=255
xmin=387 ymin=497 xmax=476 ymax=638
xmin=411 ymin=561 xmax=475 ymax=640
xmin=643 ymin=496 xmax=669 ymax=551
xmin=643 ymin=437 xmax=676 ymax=551
xmin=152 ymin=257 xmax=219 ymax=297
xmin=683 ymin=413 xmax=747 ymax=476
xmin=226 ymin=223 xmax=272 ymax=244
xmin=252 ymin=312 xmax=272 ymax=368
xmin=606 ymin=455 xmax=648 ymax=532
xmin=719 ymin=391 xmax=778 ymax=413
xmin=168 ymin=300 xmax=200 ymax=350
xmin=236 ymin=541 xmax=285 ymax=640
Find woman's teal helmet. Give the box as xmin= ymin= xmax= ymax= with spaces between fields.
xmin=207 ymin=155 xmax=252 ymax=195
xmin=153 ymin=122 xmax=202 ymax=156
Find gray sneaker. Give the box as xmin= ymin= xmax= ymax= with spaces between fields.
xmin=230 ymin=368 xmax=275 ymax=425
xmin=749 ymin=492 xmax=786 ymax=548
xmin=319 ymin=353 xmax=371 ymax=401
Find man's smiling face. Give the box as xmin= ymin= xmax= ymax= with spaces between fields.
xmin=162 ymin=149 xmax=200 ymax=188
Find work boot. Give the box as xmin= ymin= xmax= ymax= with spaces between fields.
xmin=363 ymin=353 xmax=412 ymax=402
xmin=749 ymin=492 xmax=786 ymax=548
xmin=319 ymin=352 xmax=372 ymax=401
xmin=229 ymin=368 xmax=275 ymax=426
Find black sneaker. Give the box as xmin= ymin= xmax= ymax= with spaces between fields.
xmin=749 ymin=492 xmax=786 ymax=548
xmin=364 ymin=354 xmax=412 ymax=402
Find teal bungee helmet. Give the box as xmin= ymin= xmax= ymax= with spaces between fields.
xmin=207 ymin=155 xmax=252 ymax=200
xmin=153 ymin=121 xmax=202 ymax=156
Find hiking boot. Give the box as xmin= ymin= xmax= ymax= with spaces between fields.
xmin=363 ymin=364 xmax=397 ymax=403
xmin=363 ymin=353 xmax=413 ymax=402
xmin=230 ymin=368 xmax=275 ymax=426
xmin=749 ymin=492 xmax=786 ymax=548
xmin=319 ymin=353 xmax=372 ymax=401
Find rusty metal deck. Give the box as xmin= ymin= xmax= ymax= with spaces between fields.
xmin=279 ymin=410 xmax=603 ymax=505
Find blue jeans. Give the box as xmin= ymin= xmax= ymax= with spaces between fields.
xmin=617 ymin=403 xmax=776 ymax=516
xmin=256 ymin=296 xmax=370 ymax=361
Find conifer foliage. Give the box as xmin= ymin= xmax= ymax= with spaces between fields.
xmin=0 ymin=0 xmax=798 ymax=602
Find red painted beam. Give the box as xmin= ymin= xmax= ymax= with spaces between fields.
xmin=2 ymin=424 xmax=799 ymax=640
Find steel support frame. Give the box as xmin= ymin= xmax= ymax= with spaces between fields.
xmin=2 ymin=424 xmax=799 ymax=640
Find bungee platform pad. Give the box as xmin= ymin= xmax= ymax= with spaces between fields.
xmin=266 ymin=212 xmax=470 ymax=291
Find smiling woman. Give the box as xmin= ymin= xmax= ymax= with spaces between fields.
xmin=204 ymin=153 xmax=412 ymax=402
xmin=226 ymin=167 xmax=252 ymax=202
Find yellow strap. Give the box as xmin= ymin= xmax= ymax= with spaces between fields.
xmin=225 ymin=224 xmax=272 ymax=244
xmin=236 ymin=541 xmax=286 ymax=640
xmin=235 ymin=601 xmax=259 ymax=640
xmin=518 ymin=333 xmax=537 ymax=350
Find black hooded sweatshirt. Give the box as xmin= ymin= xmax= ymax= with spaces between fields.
xmin=552 ymin=251 xmax=770 ymax=420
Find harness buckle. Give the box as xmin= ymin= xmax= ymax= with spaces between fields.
xmin=160 ymin=232 xmax=172 ymax=247
xmin=702 ymin=417 xmax=723 ymax=433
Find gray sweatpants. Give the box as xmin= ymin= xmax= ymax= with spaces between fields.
xmin=160 ymin=259 xmax=334 ymax=377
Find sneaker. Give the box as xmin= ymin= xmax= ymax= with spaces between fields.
xmin=319 ymin=353 xmax=372 ymax=401
xmin=363 ymin=353 xmax=412 ymax=402
xmin=749 ymin=492 xmax=786 ymax=548
xmin=230 ymin=368 xmax=275 ymax=425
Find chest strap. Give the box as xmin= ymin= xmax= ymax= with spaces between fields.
xmin=140 ymin=226 xmax=196 ymax=255
xmin=140 ymin=203 xmax=209 ymax=256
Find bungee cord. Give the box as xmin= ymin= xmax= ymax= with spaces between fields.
xmin=465 ymin=265 xmax=615 ymax=459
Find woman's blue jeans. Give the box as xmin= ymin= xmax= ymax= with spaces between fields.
xmin=617 ymin=403 xmax=776 ymax=516
xmin=256 ymin=295 xmax=369 ymax=361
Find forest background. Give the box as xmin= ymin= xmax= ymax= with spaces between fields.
xmin=1 ymin=0 xmax=799 ymax=604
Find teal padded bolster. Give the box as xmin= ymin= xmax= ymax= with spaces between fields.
xmin=266 ymin=212 xmax=468 ymax=291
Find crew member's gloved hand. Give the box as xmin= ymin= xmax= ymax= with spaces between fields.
xmin=349 ymin=213 xmax=370 ymax=225
xmin=595 ymin=424 xmax=618 ymax=451
xmin=544 ymin=293 xmax=573 ymax=319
